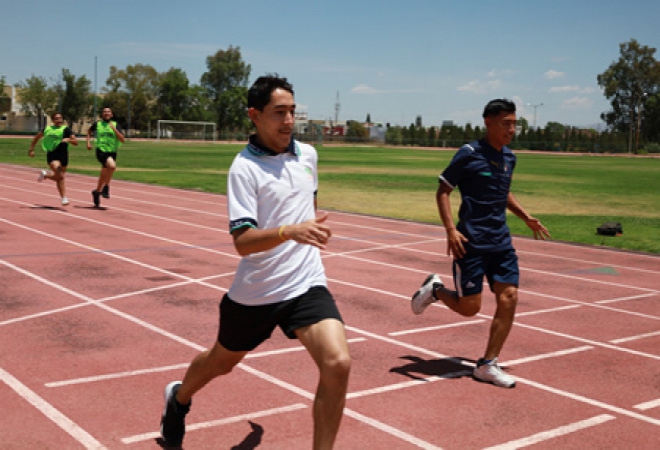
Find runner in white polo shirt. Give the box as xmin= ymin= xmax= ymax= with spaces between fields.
xmin=160 ymin=74 xmax=351 ymax=449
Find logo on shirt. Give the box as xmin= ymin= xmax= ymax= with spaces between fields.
xmin=304 ymin=167 xmax=314 ymax=180
xmin=478 ymin=171 xmax=492 ymax=177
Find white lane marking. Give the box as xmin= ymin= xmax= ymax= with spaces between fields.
xmin=483 ymin=414 xmax=615 ymax=449
xmin=0 ymin=367 xmax=107 ymax=449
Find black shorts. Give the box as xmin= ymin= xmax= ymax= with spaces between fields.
xmin=96 ymin=149 xmax=117 ymax=167
xmin=46 ymin=147 xmax=68 ymax=167
xmin=217 ymin=286 xmax=343 ymax=352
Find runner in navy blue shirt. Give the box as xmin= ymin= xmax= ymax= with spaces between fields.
xmin=411 ymin=99 xmax=550 ymax=388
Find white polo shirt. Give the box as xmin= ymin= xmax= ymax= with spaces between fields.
xmin=226 ymin=138 xmax=327 ymax=306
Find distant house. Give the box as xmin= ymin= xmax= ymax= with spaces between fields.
xmin=0 ymin=85 xmax=44 ymax=132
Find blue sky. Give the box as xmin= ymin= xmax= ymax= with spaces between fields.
xmin=3 ymin=0 xmax=659 ymax=129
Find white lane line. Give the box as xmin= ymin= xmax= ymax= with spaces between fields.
xmin=483 ymin=414 xmax=615 ymax=450
xmin=516 ymin=305 xmax=582 ymax=317
xmin=389 ymin=319 xmax=485 ymax=336
xmin=518 ymin=376 xmax=660 ymax=426
xmin=121 ymin=403 xmax=308 ymax=444
xmin=0 ymin=217 xmax=232 ymax=292
xmin=0 ymin=367 xmax=107 ymax=450
xmin=45 ymin=339 xmax=367 ymax=388
xmin=610 ymin=330 xmax=660 ymax=344
xmin=505 ymin=346 xmax=594 ymax=365
xmin=635 ymin=398 xmax=660 ymax=411
xmin=597 ymin=292 xmax=659 ymax=304
xmin=0 ymin=259 xmax=206 ymax=352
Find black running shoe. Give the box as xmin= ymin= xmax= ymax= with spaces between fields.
xmin=160 ymin=381 xmax=190 ymax=446
xmin=101 ymin=185 xmax=110 ymax=198
xmin=91 ymin=190 xmax=100 ymax=207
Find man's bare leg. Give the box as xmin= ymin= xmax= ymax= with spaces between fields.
xmin=296 ymin=319 xmax=351 ymax=450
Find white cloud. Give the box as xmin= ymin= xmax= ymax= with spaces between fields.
xmin=544 ymin=70 xmax=565 ymax=79
xmin=550 ymin=85 xmax=596 ymax=94
xmin=457 ymin=80 xmax=488 ymax=94
xmin=562 ymin=97 xmax=593 ymax=108
xmin=487 ymin=69 xmax=515 ymax=78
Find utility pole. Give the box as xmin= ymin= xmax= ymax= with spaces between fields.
xmin=526 ymin=102 xmax=543 ymax=129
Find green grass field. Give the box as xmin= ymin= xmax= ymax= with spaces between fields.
xmin=2 ymin=137 xmax=659 ymax=254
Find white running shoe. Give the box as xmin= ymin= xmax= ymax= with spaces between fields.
xmin=38 ymin=170 xmax=46 ymax=182
xmin=411 ymin=273 xmax=443 ymax=315
xmin=61 ymin=197 xmax=69 ymax=206
xmin=473 ymin=358 xmax=516 ymax=388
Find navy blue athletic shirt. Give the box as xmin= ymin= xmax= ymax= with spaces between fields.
xmin=440 ymin=139 xmax=517 ymax=254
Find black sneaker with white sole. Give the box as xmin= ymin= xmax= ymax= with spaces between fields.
xmin=160 ymin=381 xmax=191 ymax=446
xmin=91 ymin=190 xmax=101 ymax=207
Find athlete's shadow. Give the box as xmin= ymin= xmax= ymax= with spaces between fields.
xmin=155 ymin=420 xmax=263 ymax=449
xmin=231 ymin=421 xmax=264 ymax=449
xmin=390 ymin=355 xmax=474 ymax=381
xmin=28 ymin=205 xmax=65 ymax=210
xmin=73 ymin=205 xmax=108 ymax=210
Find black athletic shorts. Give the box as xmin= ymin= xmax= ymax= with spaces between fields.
xmin=217 ymin=285 xmax=343 ymax=352
xmin=96 ymin=149 xmax=117 ymax=167
xmin=46 ymin=147 xmax=68 ymax=167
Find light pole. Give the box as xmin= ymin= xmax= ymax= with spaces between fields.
xmin=526 ymin=102 xmax=543 ymax=129
xmin=635 ymin=92 xmax=648 ymax=154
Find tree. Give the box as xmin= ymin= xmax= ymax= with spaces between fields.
xmin=365 ymin=113 xmax=371 ymax=124
xmin=58 ymin=69 xmax=92 ymax=132
xmin=16 ymin=75 xmax=57 ymax=130
xmin=516 ymin=116 xmax=529 ymax=133
xmin=201 ymin=46 xmax=251 ymax=133
xmin=104 ymin=63 xmax=159 ymax=133
xmin=157 ymin=68 xmax=191 ymax=121
xmin=0 ymin=76 xmax=10 ymax=113
xmin=346 ymin=120 xmax=367 ymax=142
xmin=597 ymin=39 xmax=660 ymax=153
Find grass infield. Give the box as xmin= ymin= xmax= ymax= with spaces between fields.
xmin=2 ymin=137 xmax=659 ymax=254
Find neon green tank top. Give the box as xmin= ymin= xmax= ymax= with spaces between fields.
xmin=95 ymin=121 xmax=122 ymax=152
xmin=42 ymin=126 xmax=66 ymax=152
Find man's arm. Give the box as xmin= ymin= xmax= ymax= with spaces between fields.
xmin=64 ymin=128 xmax=78 ymax=146
xmin=28 ymin=131 xmax=44 ymax=157
xmin=109 ymin=123 xmax=125 ymax=143
xmin=86 ymin=126 xmax=93 ymax=150
xmin=506 ymin=192 xmax=551 ymax=240
xmin=436 ymin=182 xmax=468 ymax=258
xmin=231 ymin=213 xmax=332 ymax=257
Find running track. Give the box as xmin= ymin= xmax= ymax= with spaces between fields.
xmin=1 ymin=162 xmax=659 ymax=449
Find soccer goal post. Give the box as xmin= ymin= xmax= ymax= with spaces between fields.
xmin=156 ymin=120 xmax=216 ymax=142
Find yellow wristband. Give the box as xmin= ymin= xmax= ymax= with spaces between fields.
xmin=278 ymin=225 xmax=287 ymax=241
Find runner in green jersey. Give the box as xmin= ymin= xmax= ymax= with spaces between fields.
xmin=29 ymin=112 xmax=78 ymax=206
xmin=86 ymin=107 xmax=125 ymax=207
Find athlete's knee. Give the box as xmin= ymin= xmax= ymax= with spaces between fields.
xmin=457 ymin=294 xmax=482 ymax=317
xmin=496 ymin=286 xmax=518 ymax=310
xmin=319 ymin=351 xmax=351 ymax=385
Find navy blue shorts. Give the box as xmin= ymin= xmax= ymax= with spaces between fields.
xmin=217 ymin=286 xmax=343 ymax=352
xmin=452 ymin=249 xmax=519 ymax=297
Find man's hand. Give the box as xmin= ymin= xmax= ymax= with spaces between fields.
xmin=525 ymin=217 xmax=551 ymax=240
xmin=28 ymin=149 xmax=35 ymax=158
xmin=284 ymin=212 xmax=332 ymax=249
xmin=446 ymin=228 xmax=469 ymax=259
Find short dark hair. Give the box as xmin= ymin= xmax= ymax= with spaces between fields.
xmin=248 ymin=74 xmax=294 ymax=111
xmin=482 ymin=99 xmax=516 ymax=118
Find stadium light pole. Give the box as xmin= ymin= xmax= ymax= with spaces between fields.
xmin=526 ymin=102 xmax=543 ymax=129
